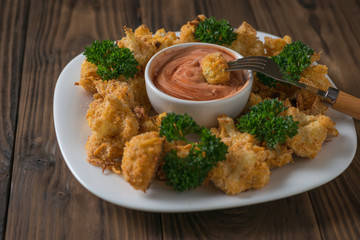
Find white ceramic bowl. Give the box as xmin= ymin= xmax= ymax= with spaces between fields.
xmin=145 ymin=42 xmax=253 ymax=127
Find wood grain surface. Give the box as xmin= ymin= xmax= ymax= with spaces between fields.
xmin=0 ymin=0 xmax=29 ymax=238
xmin=1 ymin=0 xmax=359 ymax=239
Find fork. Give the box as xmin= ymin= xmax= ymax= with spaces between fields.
xmin=226 ymin=56 xmax=360 ymax=120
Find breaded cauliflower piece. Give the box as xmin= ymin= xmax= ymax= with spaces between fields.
xmin=85 ymin=94 xmax=139 ymax=173
xmin=86 ymin=134 xmax=124 ymax=173
xmin=94 ymin=80 xmax=136 ymax=109
xmin=95 ymin=77 xmax=151 ymax=111
xmin=78 ymin=60 xmax=103 ymax=93
xmin=119 ymin=26 xmax=157 ymax=69
xmin=138 ymin=112 xmax=167 ymax=133
xmin=209 ymin=115 xmax=270 ymax=195
xmin=121 ymin=131 xmax=165 ymax=192
xmin=265 ymin=144 xmax=294 ymax=169
xmin=264 ymin=35 xmax=292 ymax=56
xmin=129 ymin=76 xmax=152 ymax=111
xmin=119 ymin=25 xmax=178 ymax=69
xmin=230 ymin=21 xmax=265 ymax=57
xmin=86 ymin=94 xmax=139 ymax=140
xmin=201 ymin=52 xmax=230 ymax=85
xmin=285 ymin=107 xmax=338 ymax=158
xmin=243 ymin=92 xmax=263 ymax=113
xmin=178 ymin=14 xmax=206 ymax=43
xmin=134 ymin=25 xmax=178 ymax=52
xmin=297 ymin=64 xmax=332 ymax=115
xmin=152 ymin=28 xmax=178 ymax=51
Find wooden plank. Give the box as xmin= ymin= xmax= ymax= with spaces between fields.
xmin=0 ymin=0 xmax=29 ymax=238
xmin=139 ymin=0 xmax=259 ymax=32
xmin=162 ymin=194 xmax=321 ymax=240
xmin=309 ymin=155 xmax=360 ymax=240
xmin=5 ymin=0 xmax=162 ymax=239
xmin=306 ymin=3 xmax=360 ymax=236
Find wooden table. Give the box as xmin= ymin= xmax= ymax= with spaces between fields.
xmin=1 ymin=0 xmax=359 ymax=239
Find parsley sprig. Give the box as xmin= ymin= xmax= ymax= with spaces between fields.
xmin=258 ymin=41 xmax=314 ymax=88
xmin=84 ymin=40 xmax=139 ymax=80
xmin=237 ymin=99 xmax=299 ymax=149
xmin=160 ymin=113 xmax=228 ymax=191
xmin=194 ymin=17 xmax=238 ymax=46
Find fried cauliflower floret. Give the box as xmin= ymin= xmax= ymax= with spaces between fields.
xmin=86 ymin=94 xmax=139 ymax=140
xmin=152 ymin=28 xmax=178 ymax=51
xmin=178 ymin=14 xmax=206 ymax=43
xmin=95 ymin=76 xmax=150 ymax=111
xmin=230 ymin=21 xmax=265 ymax=57
xmin=129 ymin=76 xmax=152 ymax=111
xmin=134 ymin=25 xmax=178 ymax=52
xmin=243 ymin=92 xmax=263 ymax=113
xmin=121 ymin=131 xmax=165 ymax=192
xmin=85 ymin=94 xmax=139 ymax=172
xmin=265 ymin=144 xmax=294 ymax=169
xmin=137 ymin=112 xmax=167 ymax=133
xmin=285 ymin=107 xmax=338 ymax=158
xmin=86 ymin=134 xmax=124 ymax=173
xmin=119 ymin=26 xmax=157 ymax=69
xmin=209 ymin=115 xmax=270 ymax=195
xmin=264 ymin=35 xmax=292 ymax=56
xmin=201 ymin=52 xmax=230 ymax=85
xmin=78 ymin=60 xmax=103 ymax=93
xmin=296 ymin=64 xmax=332 ymax=115
xmin=119 ymin=25 xmax=178 ymax=69
xmin=248 ymin=92 xmax=263 ymax=106
xmin=94 ymin=80 xmax=136 ymax=108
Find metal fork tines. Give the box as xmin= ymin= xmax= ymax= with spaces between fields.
xmin=227 ymin=56 xmax=284 ymax=81
xmin=226 ymin=56 xmax=334 ymax=103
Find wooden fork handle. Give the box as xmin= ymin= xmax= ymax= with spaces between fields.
xmin=332 ymin=90 xmax=360 ymax=120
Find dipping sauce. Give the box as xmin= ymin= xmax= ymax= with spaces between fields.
xmin=152 ymin=45 xmax=247 ymax=101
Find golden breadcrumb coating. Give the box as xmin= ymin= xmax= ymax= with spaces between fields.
xmin=297 ymin=64 xmax=332 ymax=115
xmin=230 ymin=21 xmax=265 ymax=57
xmin=119 ymin=25 xmax=178 ymax=69
xmin=121 ymin=131 xmax=165 ymax=191
xmin=201 ymin=52 xmax=230 ymax=85
xmin=86 ymin=134 xmax=124 ymax=173
xmin=242 ymin=92 xmax=263 ymax=113
xmin=119 ymin=26 xmax=156 ymax=68
xmin=129 ymin=76 xmax=152 ymax=111
xmin=138 ymin=112 xmax=167 ymax=133
xmin=265 ymin=144 xmax=294 ymax=169
xmin=209 ymin=115 xmax=270 ymax=195
xmin=152 ymin=28 xmax=178 ymax=51
xmin=178 ymin=14 xmax=206 ymax=43
xmin=86 ymin=94 xmax=139 ymax=140
xmin=264 ymin=35 xmax=292 ymax=57
xmin=94 ymin=80 xmax=136 ymax=108
xmin=79 ymin=60 xmax=103 ymax=93
xmin=133 ymin=25 xmax=178 ymax=52
xmin=285 ymin=107 xmax=338 ymax=158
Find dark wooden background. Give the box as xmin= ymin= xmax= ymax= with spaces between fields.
xmin=1 ymin=0 xmax=359 ymax=239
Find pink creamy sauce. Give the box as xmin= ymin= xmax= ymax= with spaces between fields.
xmin=152 ymin=46 xmax=247 ymax=101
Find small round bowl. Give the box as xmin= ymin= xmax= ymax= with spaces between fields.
xmin=145 ymin=42 xmax=253 ymax=127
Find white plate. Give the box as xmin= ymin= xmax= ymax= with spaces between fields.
xmin=54 ymin=32 xmax=357 ymax=212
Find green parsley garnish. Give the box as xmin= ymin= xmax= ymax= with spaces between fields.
xmin=160 ymin=113 xmax=228 ymax=191
xmin=237 ymin=99 xmax=299 ymax=149
xmin=84 ymin=40 xmax=139 ymax=80
xmin=194 ymin=17 xmax=238 ymax=46
xmin=258 ymin=41 xmax=314 ymax=88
